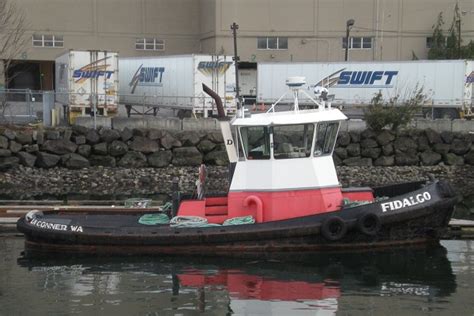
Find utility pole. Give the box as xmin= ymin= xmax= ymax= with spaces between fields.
xmin=457 ymin=18 xmax=461 ymax=59
xmin=231 ymin=22 xmax=241 ymax=109
xmin=345 ymin=19 xmax=355 ymax=61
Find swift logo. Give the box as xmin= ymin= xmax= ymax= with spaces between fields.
xmin=129 ymin=65 xmax=165 ymax=94
xmin=467 ymin=71 xmax=474 ymax=84
xmin=311 ymin=68 xmax=399 ymax=89
xmin=197 ymin=61 xmax=232 ymax=76
xmin=381 ymin=192 xmax=431 ymax=212
xmin=73 ymin=57 xmax=114 ymax=83
xmin=338 ymin=70 xmax=398 ymax=87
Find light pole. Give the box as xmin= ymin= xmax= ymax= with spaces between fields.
xmin=457 ymin=18 xmax=461 ymax=59
xmin=230 ymin=22 xmax=241 ymax=109
xmin=345 ymin=19 xmax=355 ymax=61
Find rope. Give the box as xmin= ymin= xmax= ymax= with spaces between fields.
xmin=138 ymin=213 xmax=170 ymax=225
xmin=170 ymin=216 xmax=210 ymax=227
xmin=343 ymin=196 xmax=389 ymax=208
xmin=223 ymin=215 xmax=255 ymax=226
xmin=170 ymin=215 xmax=256 ymax=228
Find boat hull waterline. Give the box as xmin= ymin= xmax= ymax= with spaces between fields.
xmin=17 ymin=181 xmax=456 ymax=257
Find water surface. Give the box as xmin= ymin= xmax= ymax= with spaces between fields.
xmin=0 ymin=238 xmax=473 ymax=315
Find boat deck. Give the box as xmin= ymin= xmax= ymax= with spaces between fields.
xmin=1 ymin=204 xmax=473 ymax=239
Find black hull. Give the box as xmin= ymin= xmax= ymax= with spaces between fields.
xmin=17 ymin=180 xmax=457 ymax=257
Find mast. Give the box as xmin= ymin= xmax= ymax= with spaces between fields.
xmin=231 ymin=22 xmax=241 ymax=109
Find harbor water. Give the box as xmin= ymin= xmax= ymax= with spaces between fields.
xmin=0 ymin=237 xmax=473 ymax=315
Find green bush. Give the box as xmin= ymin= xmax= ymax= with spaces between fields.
xmin=364 ymin=88 xmax=425 ymax=132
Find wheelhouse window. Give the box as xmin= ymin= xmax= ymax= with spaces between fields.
xmin=273 ymin=124 xmax=314 ymax=159
xmin=314 ymin=122 xmax=339 ymax=156
xmin=239 ymin=126 xmax=271 ymax=160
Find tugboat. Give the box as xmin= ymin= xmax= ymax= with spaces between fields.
xmin=17 ymin=77 xmax=457 ymax=257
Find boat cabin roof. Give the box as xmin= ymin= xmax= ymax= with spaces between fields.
xmin=232 ymin=108 xmax=347 ymax=127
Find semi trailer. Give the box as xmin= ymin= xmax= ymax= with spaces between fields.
xmin=55 ymin=50 xmax=119 ymax=123
xmin=119 ymin=55 xmax=237 ymax=118
xmin=257 ymin=60 xmax=473 ymax=119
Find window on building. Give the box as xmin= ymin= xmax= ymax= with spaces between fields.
xmin=342 ymin=37 xmax=372 ymax=49
xmin=136 ymin=38 xmax=165 ymax=51
xmin=362 ymin=37 xmax=372 ymax=48
xmin=426 ymin=36 xmax=447 ymax=48
xmin=257 ymin=37 xmax=288 ymax=50
xmin=32 ymin=35 xmax=63 ymax=48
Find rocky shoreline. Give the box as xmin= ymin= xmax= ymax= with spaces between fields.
xmin=0 ymin=125 xmax=473 ymax=170
xmin=0 ymin=164 xmax=472 ymax=199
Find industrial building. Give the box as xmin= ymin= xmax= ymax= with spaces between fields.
xmin=2 ymin=0 xmax=473 ymax=92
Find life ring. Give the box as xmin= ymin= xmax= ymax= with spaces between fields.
xmin=321 ymin=216 xmax=347 ymax=241
xmin=357 ymin=212 xmax=381 ymax=236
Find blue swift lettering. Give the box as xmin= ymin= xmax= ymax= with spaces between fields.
xmin=338 ymin=70 xmax=398 ymax=86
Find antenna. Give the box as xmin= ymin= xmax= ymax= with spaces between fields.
xmin=267 ymin=77 xmax=328 ymax=113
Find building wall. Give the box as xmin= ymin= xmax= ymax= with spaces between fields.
xmin=213 ymin=0 xmax=474 ymax=62
xmin=3 ymin=0 xmax=474 ymax=64
xmin=15 ymin=0 xmax=201 ymax=61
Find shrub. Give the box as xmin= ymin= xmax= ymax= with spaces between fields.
xmin=364 ymin=88 xmax=425 ymax=132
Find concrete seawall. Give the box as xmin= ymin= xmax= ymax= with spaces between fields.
xmin=73 ymin=116 xmax=474 ymax=133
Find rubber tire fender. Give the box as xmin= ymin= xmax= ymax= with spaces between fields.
xmin=438 ymin=180 xmax=455 ymax=198
xmin=357 ymin=212 xmax=381 ymax=236
xmin=321 ymin=216 xmax=347 ymax=241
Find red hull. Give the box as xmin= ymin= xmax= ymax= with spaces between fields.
xmin=179 ymin=187 xmax=374 ymax=224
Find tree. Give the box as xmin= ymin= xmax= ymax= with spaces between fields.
xmin=428 ymin=13 xmax=446 ymax=59
xmin=428 ymin=4 xmax=474 ymax=59
xmin=0 ymin=0 xmax=28 ymax=87
xmin=0 ymin=0 xmax=28 ymax=119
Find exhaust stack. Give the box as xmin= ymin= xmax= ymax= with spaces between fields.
xmin=202 ymin=83 xmax=226 ymax=119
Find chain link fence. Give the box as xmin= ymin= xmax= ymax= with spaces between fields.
xmin=0 ymin=89 xmax=471 ymax=125
xmin=0 ymin=89 xmax=237 ymax=125
xmin=0 ymin=89 xmax=43 ymax=124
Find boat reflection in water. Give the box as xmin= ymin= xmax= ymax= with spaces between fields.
xmin=17 ymin=245 xmax=456 ymax=314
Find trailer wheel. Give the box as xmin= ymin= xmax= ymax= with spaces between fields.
xmin=357 ymin=213 xmax=381 ymax=236
xmin=177 ymin=109 xmax=192 ymax=119
xmin=125 ymin=104 xmax=132 ymax=118
xmin=434 ymin=108 xmax=460 ymax=119
xmin=321 ymin=216 xmax=347 ymax=241
xmin=422 ymin=108 xmax=434 ymax=119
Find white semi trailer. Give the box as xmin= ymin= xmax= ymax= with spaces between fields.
xmin=119 ymin=55 xmax=237 ymax=118
xmin=257 ymin=60 xmax=473 ymax=119
xmin=55 ymin=50 xmax=119 ymax=122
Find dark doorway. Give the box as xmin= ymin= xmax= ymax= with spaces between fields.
xmin=5 ymin=60 xmax=55 ymax=91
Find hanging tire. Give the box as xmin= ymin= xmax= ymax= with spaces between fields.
xmin=321 ymin=216 xmax=347 ymax=241
xmin=438 ymin=181 xmax=455 ymax=198
xmin=357 ymin=213 xmax=381 ymax=236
